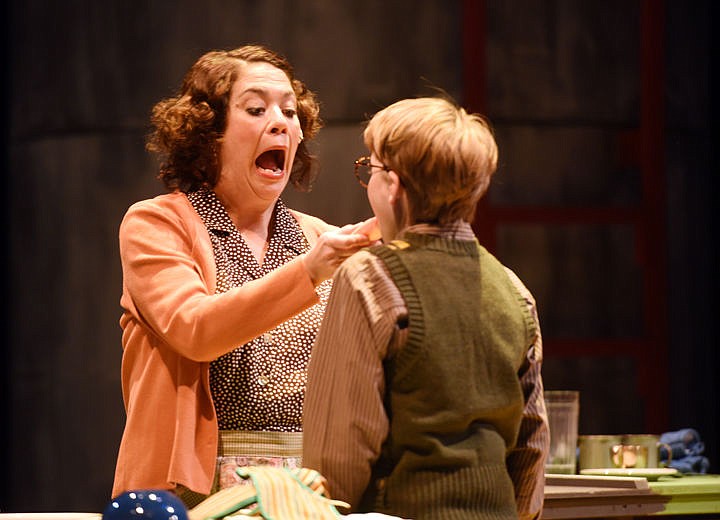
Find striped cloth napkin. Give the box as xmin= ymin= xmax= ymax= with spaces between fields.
xmin=189 ymin=466 xmax=350 ymax=519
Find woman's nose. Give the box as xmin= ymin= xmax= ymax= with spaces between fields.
xmin=268 ymin=106 xmax=288 ymax=134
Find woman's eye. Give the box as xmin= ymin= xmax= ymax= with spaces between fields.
xmin=283 ymin=108 xmax=297 ymax=118
xmin=246 ymin=107 xmax=265 ymax=116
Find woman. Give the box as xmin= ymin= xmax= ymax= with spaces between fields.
xmin=111 ymin=45 xmax=375 ymax=505
xmin=303 ymin=97 xmax=549 ymax=519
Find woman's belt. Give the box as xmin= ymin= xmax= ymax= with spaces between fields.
xmin=218 ymin=429 xmax=303 ymax=458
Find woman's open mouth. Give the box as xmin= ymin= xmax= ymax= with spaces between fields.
xmin=255 ymin=149 xmax=286 ymax=177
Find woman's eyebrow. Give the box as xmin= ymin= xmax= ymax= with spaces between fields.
xmin=238 ymin=87 xmax=296 ymax=101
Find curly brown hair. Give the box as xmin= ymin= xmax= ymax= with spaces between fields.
xmin=146 ymin=45 xmax=323 ymax=193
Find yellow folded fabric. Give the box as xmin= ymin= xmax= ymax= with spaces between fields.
xmin=239 ymin=466 xmax=348 ymax=519
xmin=188 ymin=483 xmax=257 ymax=519
xmin=189 ymin=466 xmax=349 ymax=520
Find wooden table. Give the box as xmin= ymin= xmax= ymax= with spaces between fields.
xmin=542 ymin=474 xmax=720 ymax=519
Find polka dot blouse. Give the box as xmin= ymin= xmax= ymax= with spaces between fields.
xmin=187 ymin=188 xmax=332 ymax=432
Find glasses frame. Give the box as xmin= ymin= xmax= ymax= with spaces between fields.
xmin=354 ymin=156 xmax=390 ymax=188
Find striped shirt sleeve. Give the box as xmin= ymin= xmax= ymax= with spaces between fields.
xmin=504 ymin=267 xmax=550 ymax=520
xmin=303 ymin=250 xmax=407 ymax=509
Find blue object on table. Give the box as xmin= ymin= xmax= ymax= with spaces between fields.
xmin=102 ymin=489 xmax=188 ymax=519
xmin=660 ymin=428 xmax=711 ymax=474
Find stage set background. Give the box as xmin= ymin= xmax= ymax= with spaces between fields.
xmin=2 ymin=0 xmax=716 ymax=513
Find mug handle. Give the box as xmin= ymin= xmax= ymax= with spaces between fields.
xmin=658 ymin=442 xmax=673 ymax=466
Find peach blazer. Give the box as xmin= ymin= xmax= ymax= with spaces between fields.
xmin=112 ymin=192 xmax=334 ymax=497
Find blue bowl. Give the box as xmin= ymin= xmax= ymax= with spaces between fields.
xmin=102 ymin=489 xmax=188 ymax=519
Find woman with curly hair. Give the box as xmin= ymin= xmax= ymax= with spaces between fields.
xmin=111 ymin=45 xmax=376 ymax=506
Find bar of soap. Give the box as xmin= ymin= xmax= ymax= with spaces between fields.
xmin=353 ymin=217 xmax=382 ymax=241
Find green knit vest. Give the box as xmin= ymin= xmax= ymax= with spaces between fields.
xmin=362 ymin=232 xmax=536 ymax=520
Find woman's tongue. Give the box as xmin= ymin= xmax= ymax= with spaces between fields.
xmin=256 ymin=150 xmax=283 ymax=175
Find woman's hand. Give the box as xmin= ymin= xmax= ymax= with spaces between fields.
xmin=302 ymin=218 xmax=380 ymax=285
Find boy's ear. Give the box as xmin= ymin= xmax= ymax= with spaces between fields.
xmin=388 ymin=171 xmax=404 ymax=204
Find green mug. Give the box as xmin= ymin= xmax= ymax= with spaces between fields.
xmin=578 ymin=435 xmax=622 ymax=470
xmin=610 ymin=444 xmax=649 ymax=469
xmin=621 ymin=434 xmax=672 ymax=468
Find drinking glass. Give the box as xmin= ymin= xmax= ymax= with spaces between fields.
xmin=545 ymin=390 xmax=580 ymax=474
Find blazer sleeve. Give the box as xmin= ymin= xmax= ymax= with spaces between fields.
xmin=119 ymin=198 xmax=321 ymax=362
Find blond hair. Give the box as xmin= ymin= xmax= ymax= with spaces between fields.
xmin=363 ymin=96 xmax=498 ymax=225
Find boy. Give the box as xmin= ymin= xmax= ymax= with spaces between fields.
xmin=303 ymin=97 xmax=549 ymax=520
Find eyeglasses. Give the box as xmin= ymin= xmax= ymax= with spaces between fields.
xmin=354 ymin=156 xmax=390 ymax=188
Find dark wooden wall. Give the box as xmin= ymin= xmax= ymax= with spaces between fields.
xmin=2 ymin=0 xmax=716 ymax=513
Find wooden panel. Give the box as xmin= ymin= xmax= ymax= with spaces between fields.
xmin=464 ymin=0 xmax=669 ymax=434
